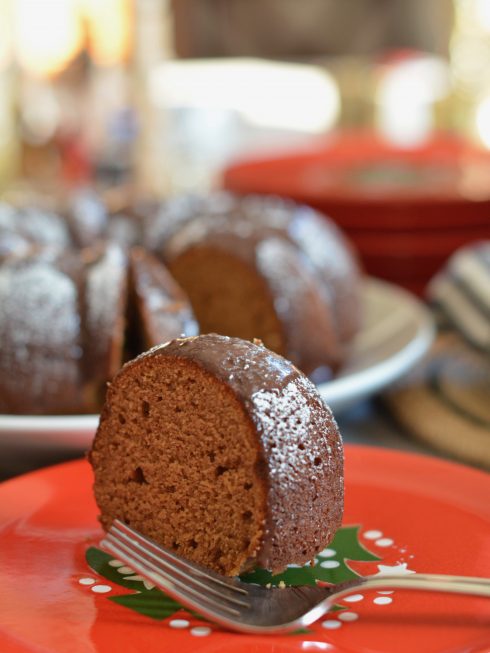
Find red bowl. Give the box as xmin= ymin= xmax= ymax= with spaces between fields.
xmin=347 ymin=226 xmax=490 ymax=258
xmin=222 ymin=131 xmax=490 ymax=293
xmin=360 ymin=254 xmax=447 ymax=281
xmin=223 ymin=131 xmax=490 ymax=231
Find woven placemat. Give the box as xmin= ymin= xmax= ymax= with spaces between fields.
xmin=384 ymin=331 xmax=490 ymax=470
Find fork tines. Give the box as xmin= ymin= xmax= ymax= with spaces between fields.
xmin=100 ymin=519 xmax=251 ymax=619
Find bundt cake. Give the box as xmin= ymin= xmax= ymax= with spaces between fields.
xmin=66 ymin=189 xmax=108 ymax=248
xmin=0 ymin=191 xmax=362 ymax=414
xmin=90 ymin=334 xmax=344 ymax=576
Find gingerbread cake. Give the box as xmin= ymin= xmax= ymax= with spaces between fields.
xmin=1 ymin=191 xmax=362 ymax=414
xmin=90 ymin=334 xmax=344 ymax=576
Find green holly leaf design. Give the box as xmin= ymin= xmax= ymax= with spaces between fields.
xmin=86 ymin=546 xmax=186 ymax=619
xmin=111 ymin=590 xmax=186 ymax=621
xmin=241 ymin=526 xmax=380 ymax=587
xmin=85 ymin=525 xmax=380 ymax=624
xmin=86 ymin=547 xmax=151 ymax=591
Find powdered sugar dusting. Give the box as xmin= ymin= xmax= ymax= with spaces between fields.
xmin=256 ymin=237 xmax=341 ymax=376
xmin=86 ymin=245 xmax=125 ymax=337
xmin=246 ymin=352 xmax=342 ymax=571
xmin=0 ymin=257 xmax=82 ymax=412
xmin=19 ymin=207 xmax=70 ymax=247
xmin=0 ymin=203 xmax=70 ymax=248
xmin=84 ymin=243 xmax=126 ymax=378
xmin=0 ymin=263 xmax=80 ymax=351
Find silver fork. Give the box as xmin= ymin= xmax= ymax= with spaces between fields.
xmin=100 ymin=520 xmax=490 ymax=634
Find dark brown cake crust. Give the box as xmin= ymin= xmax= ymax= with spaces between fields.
xmin=129 ymin=247 xmax=198 ymax=348
xmin=91 ymin=334 xmax=344 ymax=573
xmin=163 ymin=215 xmax=344 ymax=376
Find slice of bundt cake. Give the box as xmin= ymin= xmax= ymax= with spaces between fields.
xmin=129 ymin=247 xmax=198 ymax=349
xmin=90 ymin=334 xmax=343 ymax=576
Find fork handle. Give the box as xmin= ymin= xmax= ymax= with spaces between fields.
xmin=331 ymin=573 xmax=490 ymax=601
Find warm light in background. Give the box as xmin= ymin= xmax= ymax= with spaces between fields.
xmin=476 ymin=96 xmax=490 ymax=148
xmin=9 ymin=0 xmax=131 ymax=77
xmin=147 ymin=59 xmax=341 ymax=192
xmin=475 ymin=0 xmax=490 ymax=30
xmin=13 ymin=0 xmax=83 ymax=77
xmin=0 ymin=1 xmax=12 ymax=69
xmin=450 ymin=0 xmax=490 ymax=98
xmin=150 ymin=59 xmax=340 ymax=133
xmin=82 ymin=0 xmax=132 ymax=67
xmin=376 ymin=56 xmax=450 ymax=147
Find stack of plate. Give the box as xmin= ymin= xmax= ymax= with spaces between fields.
xmin=222 ymin=132 xmax=490 ymax=295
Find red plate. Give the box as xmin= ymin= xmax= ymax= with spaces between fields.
xmin=0 ymin=445 xmax=489 ymax=653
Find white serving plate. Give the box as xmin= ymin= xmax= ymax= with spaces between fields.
xmin=0 ymin=278 xmax=434 ymax=453
xmin=317 ymin=277 xmax=435 ymax=411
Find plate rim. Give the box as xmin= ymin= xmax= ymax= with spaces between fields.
xmin=318 ymin=278 xmax=434 ymax=408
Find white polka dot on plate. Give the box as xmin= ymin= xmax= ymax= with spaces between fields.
xmin=91 ymin=584 xmax=112 ymax=594
xmin=190 ymin=626 xmax=211 ymax=637
xmin=78 ymin=577 xmax=96 ymax=586
xmin=108 ymin=560 xmax=124 ymax=567
xmin=377 ymin=590 xmax=394 ymax=595
xmin=343 ymin=594 xmax=364 ymax=603
xmin=318 ymin=548 xmax=336 ymax=558
xmin=320 ymin=560 xmax=340 ymax=569
xmin=375 ymin=538 xmax=394 ymax=548
xmin=363 ymin=530 xmax=382 ymax=540
xmin=338 ymin=611 xmax=359 ymax=622
xmin=169 ymin=619 xmax=190 ymax=629
xmin=374 ymin=596 xmax=392 ymax=605
xmin=322 ymin=619 xmax=341 ymax=630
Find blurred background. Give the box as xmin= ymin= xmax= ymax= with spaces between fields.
xmin=1 ymin=0 xmax=490 ymax=290
xmin=0 ymin=0 xmax=489 ymax=190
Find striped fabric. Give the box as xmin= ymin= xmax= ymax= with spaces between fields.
xmin=428 ymin=241 xmax=490 ymax=353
